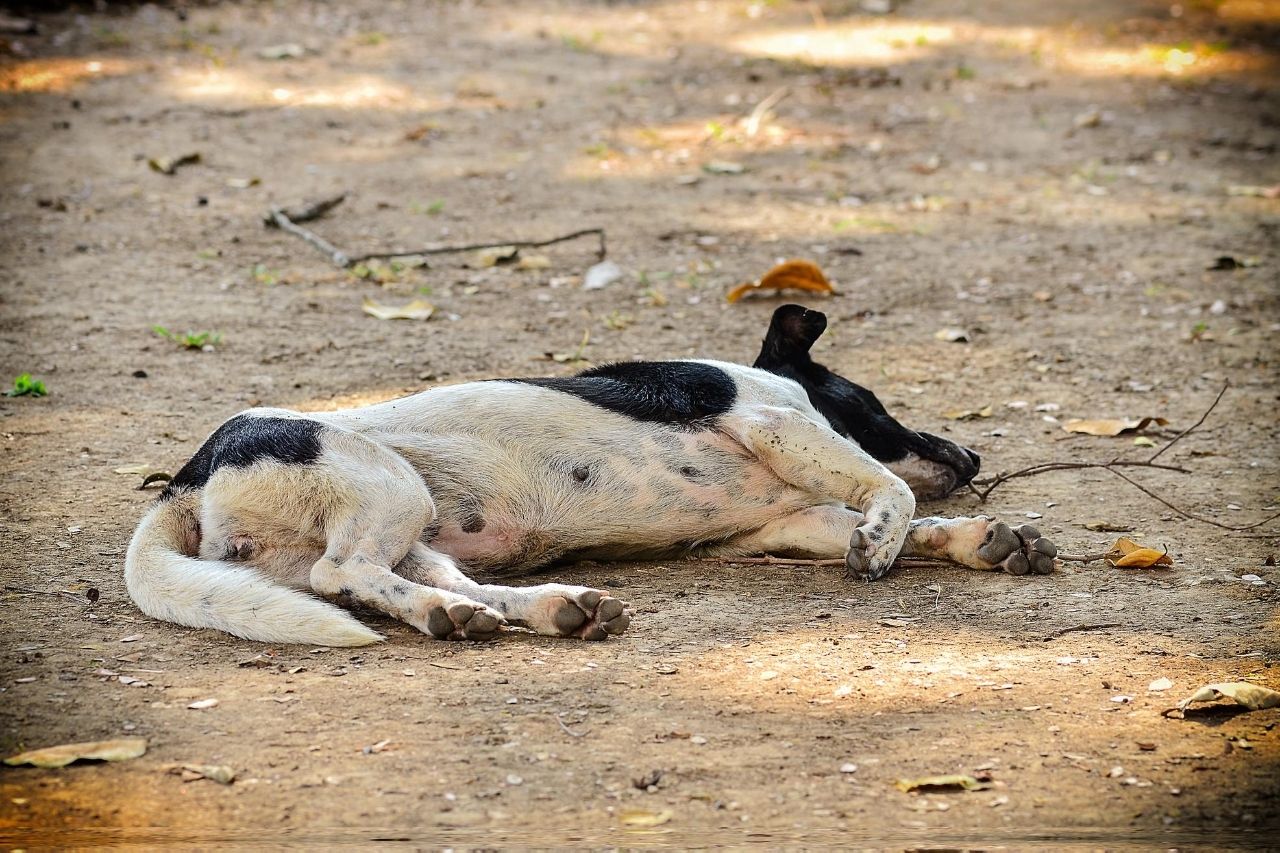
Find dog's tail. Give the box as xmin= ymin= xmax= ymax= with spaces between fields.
xmin=124 ymin=490 xmax=381 ymax=647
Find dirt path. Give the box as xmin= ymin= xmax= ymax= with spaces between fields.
xmin=1 ymin=0 xmax=1277 ymax=845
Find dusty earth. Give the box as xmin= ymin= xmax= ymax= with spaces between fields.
xmin=1 ymin=0 xmax=1278 ymax=846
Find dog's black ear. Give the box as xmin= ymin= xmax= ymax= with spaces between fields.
xmin=753 ymin=304 xmax=827 ymax=370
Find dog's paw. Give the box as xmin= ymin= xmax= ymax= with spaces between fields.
xmin=975 ymin=522 xmax=1057 ymax=576
xmin=544 ymin=589 xmax=631 ymax=641
xmin=846 ymin=517 xmax=911 ymax=582
xmin=425 ymin=600 xmax=505 ymax=641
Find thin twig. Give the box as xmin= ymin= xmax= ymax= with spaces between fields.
xmin=744 ymin=86 xmax=789 ymax=137
xmin=1043 ymin=622 xmax=1122 ymax=640
xmin=972 ymin=460 xmax=1190 ymax=498
xmin=554 ymin=714 xmax=588 ymax=738
xmin=1104 ymin=468 xmax=1280 ymax=532
xmin=1057 ymin=552 xmax=1108 ymax=563
xmin=969 ymin=381 xmax=1278 ymax=533
xmin=4 ymin=585 xmax=85 ymax=602
xmin=266 ymin=207 xmax=351 ymax=267
xmin=266 ymin=198 xmax=608 ymax=269
xmin=1147 ymin=381 xmax=1228 ymax=463
xmin=696 ymin=555 xmax=955 ymax=569
xmin=346 ymin=228 xmax=607 ymax=266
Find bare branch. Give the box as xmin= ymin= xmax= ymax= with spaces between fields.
xmin=1147 ymin=381 xmax=1228 ymax=463
xmin=264 ymin=198 xmax=607 ymax=269
xmin=1103 ymin=468 xmax=1280 ymax=532
xmin=346 ymin=228 xmax=607 ymax=265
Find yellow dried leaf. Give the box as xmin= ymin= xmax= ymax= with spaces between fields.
xmin=619 ymin=808 xmax=672 ymax=827
xmin=942 ymin=406 xmax=992 ymax=421
xmin=894 ymin=774 xmax=989 ymax=793
xmin=1105 ymin=537 xmax=1173 ymax=568
xmin=726 ymin=259 xmax=834 ymax=303
xmin=515 ymin=254 xmax=551 ymax=270
xmin=5 ymin=738 xmax=147 ymax=768
xmin=361 ymin=297 xmax=435 ymax=321
xmin=1062 ymin=417 xmax=1168 ymax=437
xmin=1178 ymin=682 xmax=1280 ymax=712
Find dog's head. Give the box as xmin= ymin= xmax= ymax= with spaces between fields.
xmin=753 ymin=304 xmax=980 ymax=500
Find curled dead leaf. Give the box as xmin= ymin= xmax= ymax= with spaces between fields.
xmin=894 ymin=774 xmax=990 ymax=793
xmin=1105 ymin=537 xmax=1173 ymax=568
xmin=361 ymin=298 xmax=435 ymax=321
xmin=726 ymin=259 xmax=834 ymax=304
xmin=1062 ymin=416 xmax=1168 ymax=437
xmin=5 ymin=738 xmax=147 ymax=768
xmin=1177 ymin=682 xmax=1280 ymax=712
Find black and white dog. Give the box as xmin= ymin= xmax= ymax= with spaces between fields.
xmin=125 ymin=305 xmax=1056 ymax=646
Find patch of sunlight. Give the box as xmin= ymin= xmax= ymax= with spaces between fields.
xmin=0 ymin=57 xmax=138 ymax=93
xmin=164 ymin=67 xmax=435 ymax=110
xmin=1058 ymin=42 xmax=1274 ymax=78
xmin=731 ymin=22 xmax=956 ymax=66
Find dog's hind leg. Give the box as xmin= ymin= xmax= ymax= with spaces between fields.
xmin=711 ymin=505 xmax=1056 ymax=576
xmin=305 ymin=433 xmax=506 ymax=641
xmin=394 ymin=544 xmax=630 ymax=640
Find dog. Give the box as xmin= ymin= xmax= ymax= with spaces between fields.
xmin=125 ymin=304 xmax=1057 ymax=647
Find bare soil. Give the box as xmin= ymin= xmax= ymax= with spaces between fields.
xmin=1 ymin=0 xmax=1278 ymax=846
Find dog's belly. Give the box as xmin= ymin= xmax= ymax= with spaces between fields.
xmin=420 ymin=430 xmax=816 ymax=573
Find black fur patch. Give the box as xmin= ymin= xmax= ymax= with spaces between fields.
xmin=515 ymin=361 xmax=736 ymax=428
xmin=753 ymin=305 xmax=980 ymax=485
xmin=161 ymin=414 xmax=324 ymax=498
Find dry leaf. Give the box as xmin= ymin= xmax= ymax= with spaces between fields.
xmin=5 ymin=738 xmax=147 ymax=768
xmin=1084 ymin=521 xmax=1133 ymax=532
xmin=178 ymin=763 xmax=236 ymax=784
xmin=1178 ymin=682 xmax=1280 ymax=712
xmin=934 ymin=327 xmax=970 ymax=343
xmin=472 ymin=245 xmax=518 ymax=268
xmin=1105 ymin=537 xmax=1173 ymax=568
xmin=894 ymin=774 xmax=990 ymax=793
xmin=619 ymin=808 xmax=673 ymax=827
xmin=943 ymin=406 xmax=992 ymax=421
xmin=1062 ymin=417 xmax=1168 ymax=437
xmin=726 ymin=259 xmax=834 ymax=303
xmin=515 ymin=254 xmax=551 ymax=271
xmin=361 ymin=298 xmax=435 ymax=321
xmin=147 ymin=152 xmax=201 ymax=175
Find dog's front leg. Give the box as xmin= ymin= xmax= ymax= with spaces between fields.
xmin=725 ymin=404 xmax=916 ymax=580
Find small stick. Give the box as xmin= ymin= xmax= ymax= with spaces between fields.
xmin=744 ymin=86 xmax=789 ymax=137
xmin=696 ymin=555 xmax=956 ymax=569
xmin=554 ymin=714 xmax=588 ymax=738
xmin=1103 ymin=468 xmax=1280 ymax=532
xmin=1147 ymin=381 xmax=1228 ymax=464
xmin=1043 ymin=622 xmax=1122 ymax=640
xmin=1057 ymin=552 xmax=1108 ymax=563
xmin=4 ymin=585 xmax=85 ymax=601
xmin=265 ymin=207 xmax=350 ymax=267
xmin=281 ymin=192 xmax=348 ymax=224
xmin=345 ymin=227 xmax=607 ymax=265
xmin=971 ymin=460 xmax=1190 ymax=498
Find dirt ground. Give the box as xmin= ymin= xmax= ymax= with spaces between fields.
xmin=0 ymin=0 xmax=1278 ymax=846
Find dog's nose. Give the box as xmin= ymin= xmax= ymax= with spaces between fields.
xmin=964 ymin=447 xmax=981 ymax=472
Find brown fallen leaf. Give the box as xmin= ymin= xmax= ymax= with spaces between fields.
xmin=894 ymin=774 xmax=990 ymax=793
xmin=1177 ymin=682 xmax=1280 ymax=712
xmin=1105 ymin=537 xmax=1173 ymax=568
xmin=361 ymin=297 xmax=435 ymax=321
xmin=726 ymin=259 xmax=835 ymax=304
xmin=176 ymin=763 xmax=236 ymax=784
xmin=1084 ymin=521 xmax=1133 ymax=533
xmin=5 ymin=738 xmax=147 ymax=768
xmin=942 ymin=406 xmax=992 ymax=421
xmin=1062 ymin=416 xmax=1168 ymax=437
xmin=148 ymin=152 xmax=201 ymax=175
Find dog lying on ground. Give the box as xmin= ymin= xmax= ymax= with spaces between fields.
xmin=125 ymin=304 xmax=1057 ymax=646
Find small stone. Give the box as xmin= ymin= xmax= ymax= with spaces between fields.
xmin=506 ymin=774 xmax=523 ymax=785
xmin=839 ymin=762 xmax=858 ymax=774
